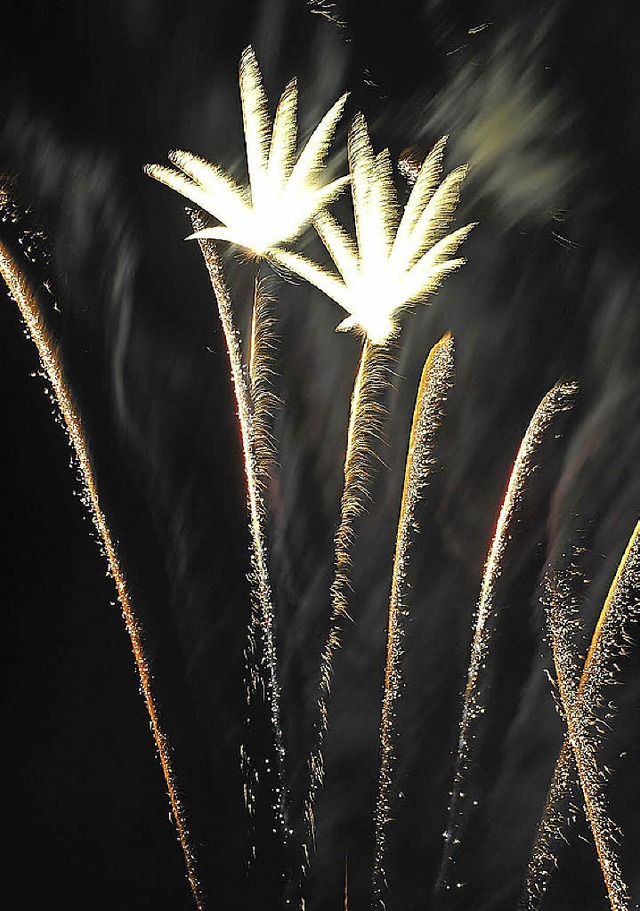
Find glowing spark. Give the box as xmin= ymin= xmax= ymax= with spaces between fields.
xmin=529 ymin=526 xmax=640 ymax=911
xmin=522 ymin=521 xmax=640 ymax=909
xmin=435 ymin=381 xmax=578 ymax=898
xmin=274 ymin=120 xmax=474 ymax=344
xmin=189 ymin=211 xmax=288 ymax=848
xmin=372 ymin=334 xmax=455 ymax=903
xmin=0 ymin=237 xmax=203 ymax=907
xmin=145 ymin=46 xmax=349 ymax=258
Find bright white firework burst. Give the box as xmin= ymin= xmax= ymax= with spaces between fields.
xmin=145 ymin=46 xmax=349 ymax=258
xmin=274 ymin=116 xmax=475 ymax=344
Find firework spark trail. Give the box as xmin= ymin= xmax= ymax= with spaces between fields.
xmin=435 ymin=381 xmax=578 ymax=901
xmin=189 ymin=212 xmax=289 ymax=846
xmin=0 ymin=237 xmax=204 ymax=907
xmin=302 ymin=337 xmax=392 ymax=856
xmin=522 ymin=520 xmax=640 ymax=910
xmin=249 ymin=277 xmax=280 ymax=497
xmin=534 ymin=526 xmax=640 ymax=911
xmin=372 ymin=333 xmax=455 ymax=904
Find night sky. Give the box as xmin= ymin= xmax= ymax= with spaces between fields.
xmin=3 ymin=2 xmax=640 ymax=909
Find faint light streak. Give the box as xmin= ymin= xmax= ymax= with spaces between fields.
xmin=435 ymin=381 xmax=578 ymax=899
xmin=146 ymin=47 xmax=348 ymax=259
xmin=372 ymin=333 xmax=455 ymax=904
xmin=0 ymin=237 xmax=204 ymax=908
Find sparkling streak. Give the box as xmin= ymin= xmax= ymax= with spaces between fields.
xmin=372 ymin=334 xmax=455 ymax=903
xmin=435 ymin=381 xmax=578 ymax=899
xmin=0 ymin=238 xmax=203 ymax=907
xmin=303 ymin=337 xmax=392 ymax=857
xmin=189 ymin=212 xmax=288 ymax=843
xmin=249 ymin=277 xmax=279 ymax=497
xmin=529 ymin=527 xmax=640 ymax=911
xmin=522 ymin=521 xmax=640 ymax=909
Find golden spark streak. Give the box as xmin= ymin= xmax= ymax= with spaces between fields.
xmin=189 ymin=212 xmax=288 ymax=838
xmin=522 ymin=521 xmax=640 ymax=910
xmin=0 ymin=239 xmax=203 ymax=907
xmin=532 ymin=526 xmax=640 ymax=911
xmin=249 ymin=277 xmax=279 ymax=497
xmin=372 ymin=334 xmax=455 ymax=902
xmin=436 ymin=381 xmax=578 ymax=897
xmin=303 ymin=337 xmax=392 ymax=854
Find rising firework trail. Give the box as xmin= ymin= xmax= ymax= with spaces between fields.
xmin=540 ymin=524 xmax=639 ymax=911
xmin=285 ymin=115 xmax=472 ymax=878
xmin=522 ymin=520 xmax=640 ymax=909
xmin=372 ymin=333 xmax=455 ymax=904
xmin=190 ymin=210 xmax=289 ymax=852
xmin=435 ymin=381 xmax=578 ymax=901
xmin=0 ymin=228 xmax=203 ymax=907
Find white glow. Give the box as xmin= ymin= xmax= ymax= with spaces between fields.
xmin=273 ymin=117 xmax=474 ymax=344
xmin=146 ymin=46 xmax=349 ymax=258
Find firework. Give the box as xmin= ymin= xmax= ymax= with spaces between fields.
xmin=522 ymin=521 xmax=640 ymax=909
xmin=189 ymin=210 xmax=288 ymax=847
xmin=372 ymin=333 xmax=455 ymax=903
xmin=533 ymin=523 xmax=640 ymax=911
xmin=146 ymin=47 xmax=349 ymax=259
xmin=304 ymin=337 xmax=393 ymax=847
xmin=0 ymin=236 xmax=203 ymax=906
xmin=274 ymin=120 xmax=474 ymax=343
xmin=277 ymin=117 xmax=472 ymax=880
xmin=435 ymin=381 xmax=578 ymax=900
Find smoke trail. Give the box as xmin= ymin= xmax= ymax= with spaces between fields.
xmin=435 ymin=381 xmax=578 ymax=902
xmin=522 ymin=520 xmax=640 ymax=909
xmin=189 ymin=211 xmax=289 ymax=853
xmin=537 ymin=526 xmax=639 ymax=911
xmin=0 ymin=232 xmax=204 ymax=908
xmin=372 ymin=333 xmax=455 ymax=904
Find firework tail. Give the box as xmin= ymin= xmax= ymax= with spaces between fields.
xmin=434 ymin=381 xmax=578 ymax=902
xmin=249 ymin=275 xmax=280 ymax=498
xmin=0 ymin=236 xmax=204 ymax=907
xmin=302 ymin=336 xmax=392 ymax=867
xmin=534 ymin=524 xmax=640 ymax=911
xmin=189 ymin=212 xmax=289 ymax=854
xmin=521 ymin=520 xmax=640 ymax=909
xmin=372 ymin=333 xmax=455 ymax=904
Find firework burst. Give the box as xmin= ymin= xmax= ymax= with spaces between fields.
xmin=275 ymin=120 xmax=474 ymax=344
xmin=146 ymin=46 xmax=349 ymax=259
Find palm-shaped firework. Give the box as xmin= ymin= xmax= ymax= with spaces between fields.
xmin=275 ymin=115 xmax=474 ymax=343
xmin=2 ymin=28 xmax=638 ymax=911
xmin=146 ymin=46 xmax=349 ymax=258
xmin=146 ymin=44 xmax=476 ymax=894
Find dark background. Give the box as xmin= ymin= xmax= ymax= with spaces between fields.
xmin=2 ymin=1 xmax=640 ymax=908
